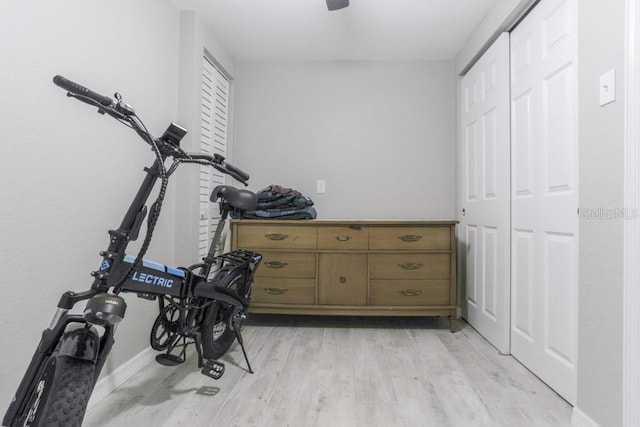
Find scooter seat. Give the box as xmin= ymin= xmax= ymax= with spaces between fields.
xmin=210 ymin=185 xmax=257 ymax=211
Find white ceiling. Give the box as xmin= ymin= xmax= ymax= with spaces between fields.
xmin=171 ymin=0 xmax=498 ymax=61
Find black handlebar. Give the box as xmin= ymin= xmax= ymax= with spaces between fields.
xmin=52 ymin=74 xmax=250 ymax=186
xmin=225 ymin=163 xmax=250 ymax=182
xmin=214 ymin=164 xmax=249 ymax=186
xmin=53 ymin=75 xmax=114 ymax=107
xmin=190 ymin=153 xmax=250 ymax=186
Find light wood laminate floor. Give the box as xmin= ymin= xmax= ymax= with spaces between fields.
xmin=84 ymin=316 xmax=572 ymax=427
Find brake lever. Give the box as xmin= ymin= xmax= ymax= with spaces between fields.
xmin=67 ymin=93 xmax=129 ymax=120
xmin=114 ymin=93 xmax=135 ymax=116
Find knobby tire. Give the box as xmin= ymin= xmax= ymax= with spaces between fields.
xmin=19 ymin=355 xmax=95 ymax=427
xmin=201 ymin=272 xmax=246 ymax=360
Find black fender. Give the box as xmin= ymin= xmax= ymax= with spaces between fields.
xmin=2 ymin=320 xmax=101 ymax=426
xmin=57 ymin=323 xmax=100 ymax=362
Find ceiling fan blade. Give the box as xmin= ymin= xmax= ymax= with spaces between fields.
xmin=326 ymin=0 xmax=349 ymax=11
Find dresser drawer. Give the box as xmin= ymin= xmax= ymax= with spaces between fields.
xmin=318 ymin=226 xmax=368 ymax=250
xmin=237 ymin=225 xmax=317 ymax=249
xmin=369 ymin=280 xmax=450 ymax=306
xmin=369 ymin=253 xmax=450 ymax=279
xmin=369 ymin=226 xmax=450 ymax=250
xmin=255 ymin=251 xmax=316 ymax=278
xmin=251 ymin=278 xmax=315 ymax=304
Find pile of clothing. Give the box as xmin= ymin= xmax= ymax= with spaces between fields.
xmin=231 ymin=184 xmax=317 ymax=220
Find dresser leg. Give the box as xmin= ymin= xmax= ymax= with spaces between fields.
xmin=449 ymin=316 xmax=458 ymax=333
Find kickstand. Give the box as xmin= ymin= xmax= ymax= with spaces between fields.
xmin=235 ymin=328 xmax=253 ymax=374
xmin=194 ymin=333 xmax=205 ymax=368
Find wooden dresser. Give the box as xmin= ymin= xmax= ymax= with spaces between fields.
xmin=230 ymin=219 xmax=458 ymax=331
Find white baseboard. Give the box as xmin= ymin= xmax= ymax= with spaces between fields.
xmin=572 ymin=407 xmax=601 ymax=427
xmin=87 ymin=346 xmax=155 ymax=409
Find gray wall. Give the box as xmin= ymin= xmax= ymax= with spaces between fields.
xmin=0 ymin=0 xmax=181 ymax=404
xmin=577 ymin=1 xmax=625 ymax=425
xmin=233 ymin=61 xmax=456 ymax=219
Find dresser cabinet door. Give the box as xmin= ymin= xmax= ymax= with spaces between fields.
xmin=318 ymin=254 xmax=367 ymax=305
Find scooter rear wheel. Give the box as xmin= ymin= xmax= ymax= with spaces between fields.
xmin=201 ymin=272 xmax=246 ymax=360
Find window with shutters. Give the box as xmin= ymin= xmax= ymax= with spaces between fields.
xmin=199 ymin=56 xmax=230 ymax=259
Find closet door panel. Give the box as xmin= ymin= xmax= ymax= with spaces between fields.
xmin=459 ymin=33 xmax=511 ymax=354
xmin=510 ymin=0 xmax=578 ymax=405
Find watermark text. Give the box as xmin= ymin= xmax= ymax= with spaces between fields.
xmin=579 ymin=207 xmax=638 ymax=220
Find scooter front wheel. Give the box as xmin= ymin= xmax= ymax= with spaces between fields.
xmin=19 ymin=355 xmax=95 ymax=427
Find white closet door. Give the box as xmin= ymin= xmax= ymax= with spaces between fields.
xmin=200 ymin=56 xmax=230 ymax=260
xmin=460 ymin=33 xmax=511 ymax=354
xmin=510 ymin=0 xmax=578 ymax=404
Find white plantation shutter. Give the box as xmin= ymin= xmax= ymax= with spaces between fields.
xmin=199 ymin=56 xmax=230 ymax=259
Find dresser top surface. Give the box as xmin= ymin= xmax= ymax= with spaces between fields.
xmin=231 ymin=219 xmax=458 ymax=226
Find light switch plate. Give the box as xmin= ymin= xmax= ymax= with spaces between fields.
xmin=600 ymin=69 xmax=616 ymax=106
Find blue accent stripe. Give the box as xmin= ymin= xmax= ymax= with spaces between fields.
xmin=122 ymin=254 xmax=185 ymax=278
xmin=142 ymin=259 xmax=165 ymax=272
xmin=166 ymin=267 xmax=186 ymax=278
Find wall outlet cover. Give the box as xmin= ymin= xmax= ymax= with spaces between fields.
xmin=600 ymin=69 xmax=616 ymax=106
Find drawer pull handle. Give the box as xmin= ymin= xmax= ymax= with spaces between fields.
xmin=398 ymin=262 xmax=423 ymax=270
xmin=340 ymin=276 xmax=346 ymax=284
xmin=264 ymin=287 xmax=288 ymax=295
xmin=398 ymin=234 xmax=422 ymax=242
xmin=398 ymin=289 xmax=423 ymax=297
xmin=265 ymin=233 xmax=289 ymax=241
xmin=335 ymin=235 xmax=351 ymax=242
xmin=265 ymin=261 xmax=288 ymax=269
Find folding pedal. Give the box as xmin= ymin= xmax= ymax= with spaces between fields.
xmin=201 ymin=359 xmax=225 ymax=379
xmin=155 ymin=354 xmax=184 ymax=366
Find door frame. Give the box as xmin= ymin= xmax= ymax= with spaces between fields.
xmin=623 ymin=0 xmax=640 ymax=425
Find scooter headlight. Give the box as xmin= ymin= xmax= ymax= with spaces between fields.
xmin=84 ymin=293 xmax=127 ymax=326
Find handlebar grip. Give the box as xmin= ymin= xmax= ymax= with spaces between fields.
xmin=190 ymin=153 xmax=214 ymax=161
xmin=184 ymin=152 xmax=249 ymax=185
xmin=213 ymin=164 xmax=248 ymax=186
xmin=53 ymin=75 xmax=113 ymax=107
xmin=225 ymin=163 xmax=250 ymax=181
